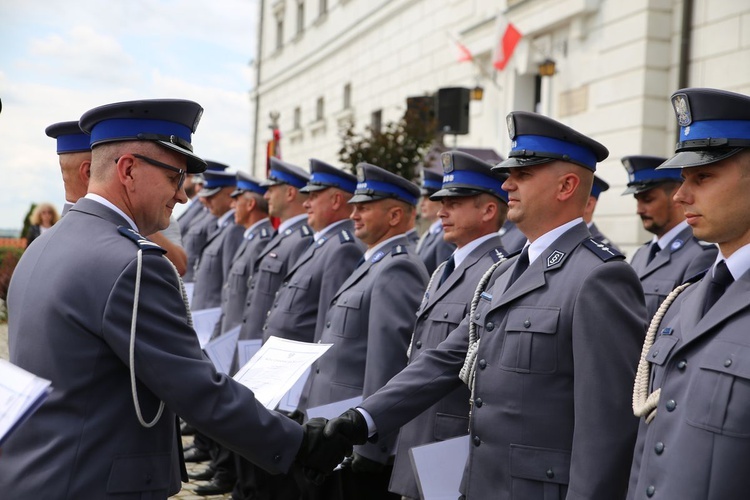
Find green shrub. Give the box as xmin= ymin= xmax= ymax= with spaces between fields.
xmin=0 ymin=246 xmax=25 ymax=303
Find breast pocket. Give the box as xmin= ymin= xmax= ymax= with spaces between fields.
xmin=256 ymin=258 xmax=284 ymax=296
xmin=424 ymin=302 xmax=466 ymax=342
xmin=228 ymin=262 xmax=248 ymax=287
xmin=686 ymin=341 xmax=750 ymax=437
xmin=329 ymin=291 xmax=364 ymax=338
xmin=646 ymin=334 xmax=678 ymax=389
xmin=643 ymin=278 xmax=677 ymax=304
xmin=278 ymin=275 xmax=312 ymax=313
xmin=500 ymin=307 xmax=560 ymax=374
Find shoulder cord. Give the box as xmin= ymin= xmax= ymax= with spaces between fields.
xmin=458 ymin=256 xmax=507 ymax=395
xmin=406 ymin=260 xmax=447 ymax=359
xmin=129 ymin=250 xmax=192 ymax=428
xmin=632 ymin=282 xmax=692 ymax=424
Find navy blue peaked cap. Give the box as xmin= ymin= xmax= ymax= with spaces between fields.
xmin=79 ymin=99 xmax=206 ymax=173
xmin=261 ymin=157 xmax=310 ymax=189
xmin=45 ymin=120 xmax=90 ymax=154
xmin=495 ymin=111 xmax=608 ymax=172
xmin=432 ymin=151 xmax=508 ymax=203
xmin=349 ymin=163 xmax=420 ymax=206
xmin=300 ymin=159 xmax=357 ymax=194
xmin=231 ymin=172 xmax=266 ymax=197
xmin=621 ymin=155 xmax=678 ymax=195
xmin=420 ymin=169 xmax=443 ymax=196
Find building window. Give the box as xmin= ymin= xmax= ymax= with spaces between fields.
xmin=275 ymin=16 xmax=284 ymax=50
xmin=294 ymin=107 xmax=302 ymax=129
xmin=316 ymin=97 xmax=325 ymax=121
xmin=319 ymin=0 xmax=327 ymax=17
xmin=371 ymin=109 xmax=382 ymax=134
xmin=296 ymin=1 xmax=304 ymax=35
xmin=343 ymin=83 xmax=352 ymax=109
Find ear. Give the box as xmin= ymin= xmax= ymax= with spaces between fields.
xmin=558 ymin=173 xmax=581 ymax=202
xmin=387 ymin=204 xmax=404 ymax=227
xmin=79 ymin=159 xmax=92 ymax=187
xmin=330 ymin=190 xmax=345 ymax=211
xmin=480 ymin=199 xmax=498 ymax=223
xmin=115 ymin=156 xmax=137 ymax=191
xmin=285 ymin=184 xmax=297 ymax=202
xmin=247 ymin=195 xmax=257 ymax=211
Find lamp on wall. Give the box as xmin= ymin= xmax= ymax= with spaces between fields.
xmin=470 ymin=85 xmax=484 ymax=101
xmin=538 ymin=58 xmax=556 ymax=77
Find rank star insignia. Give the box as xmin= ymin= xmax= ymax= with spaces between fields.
xmin=547 ymin=250 xmax=565 ymax=267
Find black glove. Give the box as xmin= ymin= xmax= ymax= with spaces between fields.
xmin=323 ymin=408 xmax=369 ymax=445
xmin=350 ymin=452 xmax=384 ymax=474
xmin=296 ymin=417 xmax=353 ymax=484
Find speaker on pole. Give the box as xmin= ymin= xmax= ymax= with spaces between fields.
xmin=436 ymin=87 xmax=470 ymax=135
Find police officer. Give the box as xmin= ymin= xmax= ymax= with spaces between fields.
xmin=0 ymin=99 xmax=350 ymax=498
xmin=325 ymin=111 xmax=647 ymax=499
xmin=622 ymin=155 xmax=717 ymax=320
xmin=191 ymin=169 xmax=245 ymax=311
xmin=303 ymin=163 xmax=429 ymax=499
xmin=390 ymin=151 xmax=510 ymax=499
xmin=585 ymin=175 xmax=621 ymax=252
xmin=498 ymin=219 xmax=526 ymax=254
xmin=45 ymin=121 xmax=91 ymax=216
xmin=415 ymin=169 xmax=456 ymax=274
xmin=628 ymin=88 xmax=750 ymax=499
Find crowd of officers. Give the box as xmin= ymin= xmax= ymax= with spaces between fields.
xmin=1 ymin=86 xmax=749 ymax=500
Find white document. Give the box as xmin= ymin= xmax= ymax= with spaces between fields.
xmin=233 ymin=337 xmax=332 ymax=410
xmin=183 ymin=282 xmax=195 ymax=308
xmin=305 ymin=395 xmax=363 ymax=420
xmin=191 ymin=307 xmax=222 ymax=348
xmin=203 ymin=325 xmax=241 ymax=375
xmin=276 ymin=368 xmax=310 ymax=412
xmin=0 ymin=360 xmax=53 ymax=446
xmin=409 ymin=435 xmax=470 ymax=500
xmin=237 ymin=339 xmax=263 ymax=367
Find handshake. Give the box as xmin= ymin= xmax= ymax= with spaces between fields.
xmin=294 ymin=408 xmax=371 ymax=484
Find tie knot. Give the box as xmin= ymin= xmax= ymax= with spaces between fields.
xmin=647 ymin=242 xmax=660 ymax=263
xmin=713 ymin=261 xmax=734 ymax=286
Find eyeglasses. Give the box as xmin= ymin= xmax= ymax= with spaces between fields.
xmin=115 ymin=154 xmax=186 ymax=190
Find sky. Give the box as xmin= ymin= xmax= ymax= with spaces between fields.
xmin=0 ymin=0 xmax=258 ymax=232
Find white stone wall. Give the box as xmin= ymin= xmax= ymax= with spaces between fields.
xmin=252 ymin=0 xmax=750 ymax=256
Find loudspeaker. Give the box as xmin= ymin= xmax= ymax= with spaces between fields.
xmin=436 ymin=87 xmax=470 ymax=135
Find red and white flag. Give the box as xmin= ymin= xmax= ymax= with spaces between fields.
xmin=447 ymin=32 xmax=473 ymax=63
xmin=493 ymin=21 xmax=522 ymax=71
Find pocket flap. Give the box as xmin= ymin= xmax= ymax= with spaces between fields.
xmin=647 ymin=335 xmax=678 ymax=366
xmin=106 ymin=453 xmax=171 ymax=493
xmin=337 ymin=290 xmax=363 ymax=309
xmin=259 ymin=258 xmax=283 ymax=274
xmin=642 ymin=279 xmax=677 ymax=296
xmin=700 ymin=341 xmax=750 ymax=380
xmin=427 ymin=302 xmax=467 ymax=324
xmin=506 ymin=307 xmax=560 ymax=334
xmin=230 ymin=262 xmax=247 ymax=275
xmin=287 ymin=275 xmax=312 ymax=290
xmin=510 ymin=444 xmax=570 ymax=484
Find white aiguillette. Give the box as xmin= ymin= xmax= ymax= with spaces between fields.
xmin=0 ymin=359 xmax=53 ymax=446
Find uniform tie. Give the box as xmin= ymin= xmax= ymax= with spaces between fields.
xmin=505 ymin=245 xmax=529 ymax=290
xmin=702 ymin=261 xmax=733 ymax=316
xmin=647 ymin=242 xmax=660 ymax=264
xmin=438 ymin=255 xmax=455 ymax=286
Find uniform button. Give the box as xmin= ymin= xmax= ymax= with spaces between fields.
xmin=343 ymin=299 xmax=348 ymax=304
xmin=725 ymin=359 xmax=732 ymax=367
xmin=475 ymin=313 xmax=480 ymax=319
xmin=263 ymin=325 xmax=268 ymax=330
xmin=478 ymin=359 xmax=487 ymax=370
xmin=665 ymin=399 xmax=676 ymax=412
xmin=473 ymin=436 xmax=481 ymax=446
xmin=523 ymin=320 xmax=531 ymax=328
xmin=654 ymin=442 xmax=664 ymax=455
xmin=652 ymin=350 xmax=659 ymax=358
xmin=326 ymin=321 xmax=331 ymax=328
xmin=415 ymin=341 xmax=422 ymax=349
xmin=243 ymin=319 xmax=247 ymax=323
xmin=282 ymin=281 xmax=288 ymax=286
xmin=293 ymin=280 xmax=298 ymax=285
xmin=273 ymin=454 xmax=281 ymax=463
xmin=646 ymin=485 xmax=655 ymax=497
xmin=485 ymin=322 xmax=494 ymax=331
xmin=474 ymin=398 xmax=483 ymax=408
xmin=443 ymin=312 xmax=449 ymax=318
xmin=677 ymin=360 xmax=687 ymax=370
xmin=332 ymin=300 xmax=337 ymax=305
xmin=316 ymin=368 xmax=320 ymax=374
xmin=546 ymin=469 xmax=554 ymax=479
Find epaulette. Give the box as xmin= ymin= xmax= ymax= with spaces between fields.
xmin=301 ymin=225 xmax=312 ymax=236
xmin=339 ymin=229 xmax=355 ymax=244
xmin=118 ymin=226 xmax=166 ymax=254
xmin=489 ymin=246 xmax=508 ymax=263
xmin=259 ymin=227 xmax=271 ymax=239
xmin=391 ymin=244 xmax=408 ymax=256
xmin=583 ymin=238 xmax=623 ymax=261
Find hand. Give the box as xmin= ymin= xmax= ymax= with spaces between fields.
xmin=323 ymin=408 xmax=369 ymax=446
xmin=296 ymin=417 xmax=353 ymax=484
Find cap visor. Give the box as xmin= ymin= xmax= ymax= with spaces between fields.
xmin=260 ymin=178 xmax=283 ymax=187
xmin=430 ymin=187 xmax=484 ymax=200
xmin=348 ymin=193 xmax=384 ymax=204
xmin=657 ymin=148 xmax=743 ymax=169
xmin=156 ymin=140 xmax=206 ymax=173
xmin=198 ymin=187 xmax=221 ymax=198
xmin=299 ymin=183 xmax=329 ymax=194
xmin=230 ymin=188 xmax=244 ymax=198
xmin=493 ymin=156 xmax=553 ymax=172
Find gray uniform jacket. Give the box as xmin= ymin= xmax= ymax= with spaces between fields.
xmin=499 ymin=220 xmax=527 ymax=254
xmin=416 ymin=228 xmax=456 ymax=276
xmin=217 ymin=220 xmax=273 ymax=335
xmin=588 ymin=222 xmax=621 ymax=253
xmin=236 ymin=218 xmax=312 ymax=342
xmin=304 ymin=235 xmax=429 ymax=463
xmin=360 ymin=222 xmax=648 ymax=499
xmin=262 ymin=220 xmax=365 ymax=344
xmin=182 ymin=208 xmax=216 ymax=282
xmin=177 ymin=199 xmax=204 ymax=238
xmin=627 ymin=267 xmax=750 ymax=499
xmin=191 ymin=216 xmax=245 ymax=310
xmin=630 ymin=226 xmax=716 ymax=320
xmin=390 ymin=235 xmax=507 ymax=498
xmin=0 ymin=199 xmax=302 ymax=499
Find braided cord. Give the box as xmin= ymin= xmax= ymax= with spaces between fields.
xmin=406 ymin=260 xmax=447 ymax=359
xmin=632 ymin=282 xmax=692 ymax=424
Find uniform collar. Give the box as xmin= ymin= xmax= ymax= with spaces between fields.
xmin=716 ymin=243 xmax=750 ymax=281
xmin=652 ymin=220 xmax=689 ymax=250
xmin=527 ymin=217 xmax=583 ymax=265
xmin=217 ymin=209 xmax=235 ymax=228
xmin=313 ymin=218 xmax=349 ymax=242
xmin=364 ymin=233 xmax=405 ymax=261
xmin=278 ymin=213 xmax=308 ymax=234
xmin=429 ymin=219 xmax=443 ymax=234
xmin=452 ymin=232 xmax=497 ymax=268
xmin=85 ymin=193 xmax=138 ymax=231
xmin=244 ymin=218 xmax=269 ymax=239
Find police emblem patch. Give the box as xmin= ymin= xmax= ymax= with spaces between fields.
xmin=547 ymin=250 xmax=565 ymax=267
xmin=670 ymin=239 xmax=684 ymax=251
xmin=672 ymin=94 xmax=692 ymax=127
xmin=507 ymin=114 xmax=516 ymax=139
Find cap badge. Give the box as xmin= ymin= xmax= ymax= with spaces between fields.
xmin=442 ymin=154 xmax=453 ymax=172
xmin=672 ymin=94 xmax=692 ymax=127
xmin=506 ymin=114 xmax=516 ymax=140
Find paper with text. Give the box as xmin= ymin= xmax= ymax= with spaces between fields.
xmin=237 ymin=339 xmax=263 ymax=368
xmin=233 ymin=337 xmax=332 ymax=410
xmin=0 ymin=360 xmax=53 ymax=446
